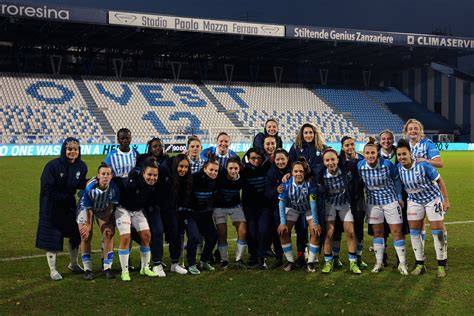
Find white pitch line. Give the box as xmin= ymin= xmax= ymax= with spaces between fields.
xmin=1 ymin=219 xmax=473 ymax=262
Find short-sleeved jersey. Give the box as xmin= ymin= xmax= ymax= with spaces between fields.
xmin=410 ymin=138 xmax=440 ymax=160
xmin=79 ymin=178 xmax=120 ymax=213
xmin=357 ymin=158 xmax=399 ymax=205
xmin=201 ymin=147 xmax=240 ymax=171
xmin=398 ymin=161 xmax=441 ymax=204
xmin=279 ymin=177 xmax=317 ymax=213
xmin=322 ymin=168 xmax=348 ymax=206
xmin=105 ymin=148 xmax=138 ymax=178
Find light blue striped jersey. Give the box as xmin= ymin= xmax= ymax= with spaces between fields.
xmin=323 ymin=168 xmax=348 ymax=206
xmin=357 ymin=158 xmax=399 ymax=205
xmin=397 ymin=161 xmax=441 ymax=204
xmin=105 ymin=148 xmax=138 ymax=178
xmin=79 ymin=178 xmax=120 ymax=212
xmin=279 ymin=177 xmax=316 ymax=213
xmin=410 ymin=138 xmax=440 ymax=160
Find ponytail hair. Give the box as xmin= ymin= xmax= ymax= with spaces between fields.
xmin=203 ymin=152 xmax=219 ymax=169
xmin=363 ymin=136 xmax=377 ymax=152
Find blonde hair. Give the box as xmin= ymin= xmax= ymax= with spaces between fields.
xmin=295 ymin=123 xmax=325 ymax=151
xmin=403 ymin=119 xmax=425 ymax=138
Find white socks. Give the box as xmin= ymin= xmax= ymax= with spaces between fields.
xmin=282 ymin=243 xmax=294 ymax=263
xmin=393 ymin=239 xmax=406 ymax=265
xmin=139 ymin=246 xmax=151 ymax=269
xmin=308 ymin=244 xmax=320 ymax=263
xmin=236 ymin=240 xmax=247 ymax=261
xmin=373 ymin=238 xmax=384 ymax=265
xmin=410 ymin=229 xmax=424 ymax=261
xmin=118 ymin=248 xmax=130 ymax=273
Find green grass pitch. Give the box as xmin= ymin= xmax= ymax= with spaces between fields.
xmin=0 ymin=152 xmax=473 ymax=314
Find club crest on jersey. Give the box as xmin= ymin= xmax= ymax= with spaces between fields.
xmin=60 ymin=173 xmax=64 ymax=178
xmin=76 ymin=171 xmax=81 ymax=179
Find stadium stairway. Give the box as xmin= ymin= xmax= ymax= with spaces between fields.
xmin=194 ymin=80 xmax=253 ymax=136
xmin=73 ymin=76 xmax=114 ymax=135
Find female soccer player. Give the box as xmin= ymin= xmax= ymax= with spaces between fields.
xmin=396 ymin=139 xmax=450 ymax=278
xmin=358 ymin=138 xmax=408 ymax=275
xmin=201 ymin=132 xmax=240 ymax=171
xmin=36 ymin=137 xmax=88 ymax=281
xmin=378 ymin=130 xmax=397 ymax=163
xmin=214 ymin=157 xmax=247 ymax=269
xmin=187 ymin=155 xmax=219 ymax=274
xmin=105 ymin=128 xmax=138 ymax=178
xmin=253 ymin=118 xmax=283 ymax=150
xmin=318 ymin=149 xmax=362 ymax=274
xmin=262 ymin=135 xmax=277 ymax=163
xmin=241 ymin=148 xmax=272 ymax=269
xmin=137 ymin=137 xmax=169 ymax=167
xmin=114 ymin=158 xmax=160 ymax=281
xmin=186 ymin=135 xmax=206 ymax=174
xmin=77 ymin=162 xmax=119 ymax=280
xmin=278 ymin=159 xmax=321 ymax=272
xmin=265 ymin=149 xmax=292 ymax=269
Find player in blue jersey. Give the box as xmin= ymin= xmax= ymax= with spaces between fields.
xmin=278 ymin=159 xmax=321 ymax=272
xmin=76 ymin=163 xmax=119 ymax=280
xmin=214 ymin=157 xmax=247 ymax=269
xmin=36 ymin=137 xmax=88 ymax=281
xmin=253 ymin=118 xmax=283 ymax=151
xmin=201 ymin=132 xmax=240 ymax=171
xmin=396 ymin=139 xmax=450 ymax=278
xmin=186 ymin=135 xmax=206 ymax=174
xmin=358 ymin=138 xmax=408 ymax=275
xmin=318 ymin=149 xmax=362 ymax=274
xmin=105 ymin=128 xmax=138 ymax=178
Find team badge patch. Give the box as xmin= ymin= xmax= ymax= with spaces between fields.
xmin=76 ymin=171 xmax=81 ymax=179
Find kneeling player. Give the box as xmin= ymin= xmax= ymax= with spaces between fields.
xmin=77 ymin=162 xmax=119 ymax=280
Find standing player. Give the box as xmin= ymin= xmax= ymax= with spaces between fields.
xmin=214 ymin=157 xmax=247 ymax=269
xmin=77 ymin=163 xmax=119 ymax=280
xmin=278 ymin=159 xmax=321 ymax=272
xmin=253 ymin=118 xmax=283 ymax=150
xmin=378 ymin=130 xmax=397 ymax=162
xmin=186 ymin=135 xmax=206 ymax=174
xmin=137 ymin=137 xmax=169 ymax=167
xmin=105 ymin=128 xmax=138 ymax=178
xmin=36 ymin=137 xmax=88 ymax=280
xmin=358 ymin=138 xmax=408 ymax=275
xmin=114 ymin=158 xmax=160 ymax=281
xmin=396 ymin=139 xmax=450 ymax=277
xmin=201 ymin=132 xmax=240 ymax=171
xmin=262 ymin=135 xmax=277 ymax=163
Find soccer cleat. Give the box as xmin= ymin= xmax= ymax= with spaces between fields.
xmin=371 ymin=264 xmax=383 ymax=273
xmin=140 ymin=267 xmax=158 ymax=277
xmin=411 ymin=264 xmax=426 ymax=276
xmin=104 ymin=269 xmax=115 ymax=279
xmin=350 ymin=261 xmax=362 ymax=274
xmin=50 ymin=271 xmax=63 ymax=281
xmin=220 ymin=260 xmax=229 ymax=270
xmin=188 ymin=265 xmax=201 ymax=275
xmin=398 ymin=263 xmax=409 ymax=275
xmin=283 ymin=261 xmax=296 ymax=272
xmin=307 ymin=262 xmax=317 ymax=273
xmin=121 ymin=272 xmax=131 ymax=282
xmin=272 ymin=258 xmax=284 ymax=269
xmin=200 ymin=261 xmax=216 ymax=271
xmin=152 ymin=264 xmax=166 ymax=277
xmin=247 ymin=258 xmax=258 ymax=268
xmin=321 ymin=260 xmax=334 ymax=274
xmin=357 ymin=258 xmax=368 ymax=270
xmin=235 ymin=260 xmax=247 ymax=269
xmin=67 ymin=263 xmax=84 ymax=273
xmin=258 ymin=258 xmax=268 ymax=270
xmin=437 ymin=266 xmax=447 ymax=278
xmin=296 ymin=256 xmax=306 ymax=269
xmin=171 ymin=263 xmax=188 ymax=275
xmin=83 ymin=270 xmax=93 ymax=281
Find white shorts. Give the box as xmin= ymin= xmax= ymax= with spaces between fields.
xmin=285 ymin=207 xmax=312 ymax=223
xmin=115 ymin=206 xmax=149 ymax=235
xmin=407 ymin=198 xmax=444 ymax=221
xmin=213 ymin=206 xmax=246 ymax=225
xmin=366 ymin=201 xmax=403 ymax=225
xmin=325 ymin=203 xmax=354 ymax=222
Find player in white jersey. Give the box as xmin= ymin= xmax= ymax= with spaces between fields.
xmin=396 ymin=139 xmax=450 ymax=278
xmin=278 ymin=159 xmax=321 ymax=272
xmin=105 ymin=128 xmax=138 ymax=178
xmin=77 ymin=163 xmax=119 ymax=280
xmin=357 ymin=138 xmax=408 ymax=275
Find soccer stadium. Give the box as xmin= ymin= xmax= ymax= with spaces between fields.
xmin=0 ymin=1 xmax=473 ymax=314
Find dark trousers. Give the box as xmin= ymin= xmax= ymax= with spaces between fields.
xmin=145 ymin=206 xmax=164 ymax=265
xmin=271 ymin=205 xmax=283 ymax=259
xmin=161 ymin=208 xmax=181 ymax=264
xmin=245 ymin=206 xmax=271 ymax=260
xmin=295 ymin=214 xmax=308 ymax=254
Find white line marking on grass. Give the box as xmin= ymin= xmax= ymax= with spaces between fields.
xmin=1 ymin=220 xmax=474 ymax=262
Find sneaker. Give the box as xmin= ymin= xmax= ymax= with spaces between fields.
xmin=321 ymin=260 xmax=334 ymax=274
xmin=398 ymin=263 xmax=409 ymax=276
xmin=67 ymin=263 xmax=84 ymax=273
xmin=50 ymin=271 xmax=63 ymax=281
xmin=371 ymin=264 xmax=383 ymax=273
xmin=357 ymin=258 xmax=368 ymax=270
xmin=266 ymin=249 xmax=276 ymax=258
xmin=220 ymin=260 xmax=229 ymax=270
xmin=296 ymin=256 xmax=306 ymax=269
xmin=200 ymin=261 xmax=215 ymax=271
xmin=104 ymin=269 xmax=115 ymax=279
xmin=437 ymin=266 xmax=447 ymax=278
xmin=140 ymin=266 xmax=158 ymax=277
xmin=235 ymin=260 xmax=247 ymax=269
xmin=152 ymin=264 xmax=166 ymax=277
xmin=247 ymin=258 xmax=258 ymax=268
xmin=383 ymin=253 xmax=389 ymax=267
xmin=188 ymin=265 xmax=201 ymax=275
xmin=171 ymin=263 xmax=188 ymax=275
xmin=283 ymin=261 xmax=296 ymax=272
xmin=350 ymin=261 xmax=362 ymax=274
xmin=83 ymin=270 xmax=93 ymax=281
xmin=411 ymin=264 xmax=426 ymax=276
xmin=307 ymin=262 xmax=317 ymax=273
xmin=121 ymin=271 xmax=131 ymax=282
xmin=258 ymin=258 xmax=268 ymax=270
xmin=272 ymin=258 xmax=284 ymax=269
xmin=333 ymin=258 xmax=343 ymax=269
